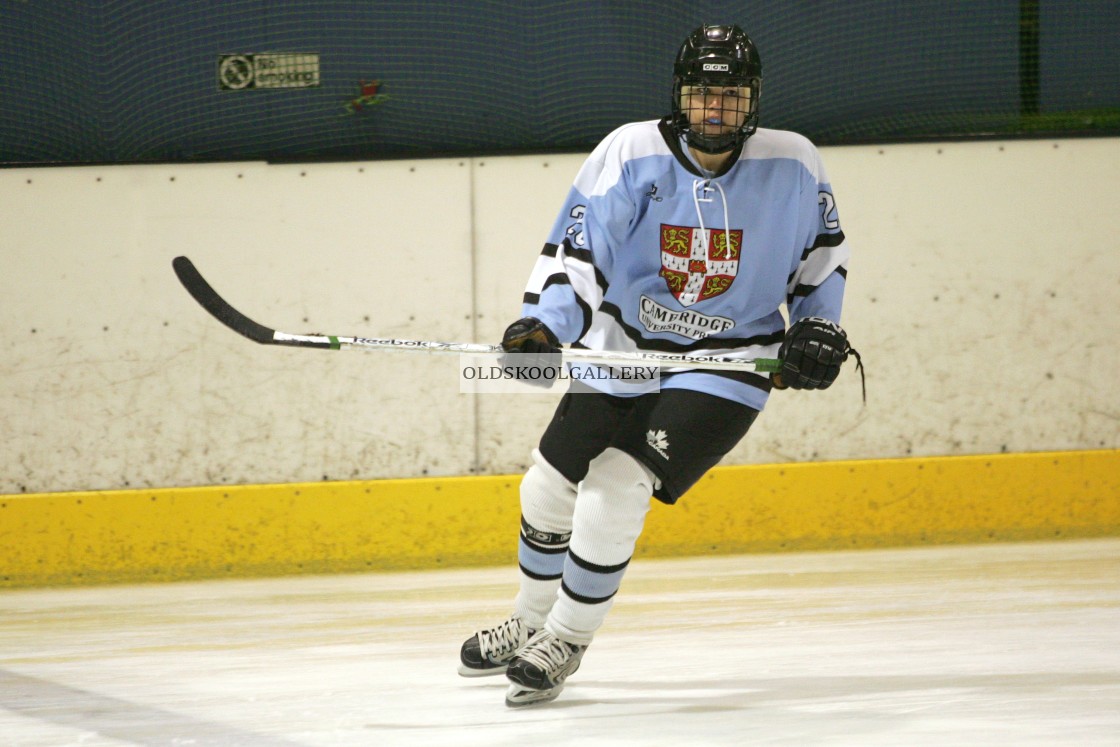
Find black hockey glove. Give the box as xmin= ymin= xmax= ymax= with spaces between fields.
xmin=501 ymin=317 xmax=561 ymax=355
xmin=499 ymin=317 xmax=562 ymax=388
xmin=774 ymin=317 xmax=851 ymax=391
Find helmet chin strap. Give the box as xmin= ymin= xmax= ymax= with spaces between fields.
xmin=683 ymin=119 xmax=742 ymax=155
xmin=687 ymin=141 xmax=737 ymax=173
xmin=687 ymin=133 xmax=737 ymax=155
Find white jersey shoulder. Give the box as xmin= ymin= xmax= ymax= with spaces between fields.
xmin=739 ymin=127 xmax=823 ymax=179
xmin=575 ymin=120 xmax=670 ymax=197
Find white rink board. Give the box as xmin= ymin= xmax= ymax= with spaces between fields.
xmin=1 ymin=139 xmax=1118 ymax=492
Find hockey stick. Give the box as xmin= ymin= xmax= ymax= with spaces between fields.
xmin=172 ymin=256 xmax=781 ymax=373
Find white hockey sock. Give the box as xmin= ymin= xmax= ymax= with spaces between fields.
xmin=546 ymin=448 xmax=654 ymax=645
xmin=514 ymin=449 xmax=577 ymax=630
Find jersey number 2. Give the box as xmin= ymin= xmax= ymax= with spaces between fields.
xmin=818 ymin=191 xmax=839 ymax=230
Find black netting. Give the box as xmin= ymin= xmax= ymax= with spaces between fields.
xmin=1 ymin=1 xmax=1116 ymax=166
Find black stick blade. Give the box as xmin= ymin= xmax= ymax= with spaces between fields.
xmin=172 ymin=256 xmax=276 ymax=344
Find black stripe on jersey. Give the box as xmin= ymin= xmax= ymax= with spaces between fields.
xmin=541 ymin=241 xmax=591 ymax=264
xmin=786 ymin=267 xmax=847 ymax=305
xmin=600 ymin=301 xmax=783 ymax=353
xmin=526 ymin=273 xmax=572 ymax=303
xmin=541 ymin=240 xmax=609 ymax=293
xmin=563 ymin=244 xmax=594 ymax=266
xmin=522 ymin=275 xmax=595 ymax=339
xmin=661 ymin=367 xmax=773 ymax=393
xmin=789 ymin=233 xmax=846 ymax=284
xmin=522 ymin=273 xmax=568 ymax=303
xmin=800 ymin=230 xmax=846 ymax=262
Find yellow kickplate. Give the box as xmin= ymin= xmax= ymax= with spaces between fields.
xmin=2 ymin=450 xmax=1117 ymax=588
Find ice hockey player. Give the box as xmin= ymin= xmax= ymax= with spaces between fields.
xmin=459 ymin=23 xmax=858 ymax=707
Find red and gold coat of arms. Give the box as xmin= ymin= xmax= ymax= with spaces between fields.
xmin=658 ymin=224 xmax=743 ymax=307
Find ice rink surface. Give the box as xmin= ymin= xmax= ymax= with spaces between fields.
xmin=2 ymin=538 xmax=1118 ymax=747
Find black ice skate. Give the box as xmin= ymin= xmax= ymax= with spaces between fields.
xmin=458 ymin=614 xmax=534 ymax=677
xmin=504 ymin=629 xmax=587 ymax=707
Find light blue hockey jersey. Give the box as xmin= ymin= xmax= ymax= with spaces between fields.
xmin=521 ymin=117 xmax=849 ymax=410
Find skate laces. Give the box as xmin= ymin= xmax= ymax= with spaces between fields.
xmin=519 ymin=632 xmax=581 ymax=674
xmin=478 ymin=615 xmax=527 ymax=658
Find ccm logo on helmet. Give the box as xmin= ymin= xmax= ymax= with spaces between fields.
xmin=702 ymin=63 xmax=730 ymax=72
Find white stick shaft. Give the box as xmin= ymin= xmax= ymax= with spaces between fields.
xmin=272 ymin=333 xmax=779 ymax=373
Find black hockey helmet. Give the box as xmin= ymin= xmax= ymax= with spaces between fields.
xmin=670 ymin=25 xmax=763 ymax=153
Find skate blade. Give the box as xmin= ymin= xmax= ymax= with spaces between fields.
xmin=457 ymin=663 xmax=508 ymax=678
xmin=505 ymin=682 xmax=564 ymax=708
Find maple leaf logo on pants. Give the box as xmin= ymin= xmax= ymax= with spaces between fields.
xmin=646 ymin=429 xmax=670 ymax=460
